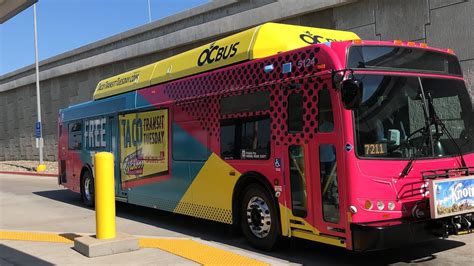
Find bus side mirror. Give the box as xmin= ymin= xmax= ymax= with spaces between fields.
xmin=341 ymin=79 xmax=363 ymax=109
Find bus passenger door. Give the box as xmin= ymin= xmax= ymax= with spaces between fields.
xmin=108 ymin=115 xmax=124 ymax=197
xmin=311 ymin=86 xmax=347 ymax=238
xmin=58 ymin=121 xmax=68 ymax=184
xmin=283 ymin=82 xmax=318 ymax=235
xmin=283 ymin=81 xmax=347 ymax=242
xmin=66 ymin=121 xmax=83 ymax=191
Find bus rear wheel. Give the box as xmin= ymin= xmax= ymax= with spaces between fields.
xmin=81 ymin=170 xmax=94 ymax=207
xmin=240 ymin=184 xmax=279 ymax=251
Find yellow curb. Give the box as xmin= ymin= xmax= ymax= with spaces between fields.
xmin=0 ymin=231 xmax=269 ymax=265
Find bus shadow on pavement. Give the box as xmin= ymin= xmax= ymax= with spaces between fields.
xmin=33 ymin=189 xmax=86 ymax=209
xmin=33 ymin=189 xmax=466 ymax=265
xmin=0 ymin=244 xmax=53 ymax=266
xmin=277 ymin=237 xmax=465 ymax=265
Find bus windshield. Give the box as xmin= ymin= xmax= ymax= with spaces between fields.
xmin=354 ymin=75 xmax=474 ymax=159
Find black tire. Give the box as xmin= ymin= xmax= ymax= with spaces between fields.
xmin=240 ymin=184 xmax=279 ymax=251
xmin=81 ymin=170 xmax=94 ymax=207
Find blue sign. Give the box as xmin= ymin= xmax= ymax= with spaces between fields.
xmin=345 ymin=143 xmax=353 ymax=152
xmin=429 ymin=176 xmax=474 ymax=218
xmin=35 ymin=122 xmax=41 ymax=138
xmin=274 ymin=158 xmax=281 ymax=169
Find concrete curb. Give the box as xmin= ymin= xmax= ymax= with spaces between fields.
xmin=0 ymin=171 xmax=58 ymax=177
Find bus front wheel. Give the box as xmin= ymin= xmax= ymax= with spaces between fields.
xmin=240 ymin=184 xmax=279 ymax=251
xmin=81 ymin=170 xmax=94 ymax=207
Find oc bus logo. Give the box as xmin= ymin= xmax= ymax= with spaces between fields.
xmin=299 ymin=31 xmax=338 ymax=44
xmin=197 ymin=41 xmax=240 ymax=66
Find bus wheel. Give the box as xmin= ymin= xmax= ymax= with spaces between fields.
xmin=241 ymin=184 xmax=278 ymax=251
xmin=81 ymin=170 xmax=94 ymax=207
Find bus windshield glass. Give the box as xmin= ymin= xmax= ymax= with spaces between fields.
xmin=348 ymin=46 xmax=462 ymax=75
xmin=354 ymin=75 xmax=474 ymax=159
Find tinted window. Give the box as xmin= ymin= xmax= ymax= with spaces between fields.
xmin=220 ymin=117 xmax=270 ymax=160
xmin=68 ymin=121 xmax=83 ymax=150
xmin=319 ymin=144 xmax=339 ymax=223
xmin=348 ymin=46 xmax=462 ymax=75
xmin=289 ymin=145 xmax=307 ymax=217
xmin=220 ymin=91 xmax=270 ymax=114
xmin=288 ymin=92 xmax=303 ymax=132
xmin=318 ymin=88 xmax=334 ymax=133
xmin=221 ymin=123 xmax=237 ymax=159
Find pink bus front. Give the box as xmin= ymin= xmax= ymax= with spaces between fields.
xmin=334 ymin=41 xmax=474 ymax=251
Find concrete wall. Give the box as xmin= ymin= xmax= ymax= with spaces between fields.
xmin=1 ymin=0 xmax=473 ymax=161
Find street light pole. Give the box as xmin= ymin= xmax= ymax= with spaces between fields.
xmin=33 ymin=4 xmax=45 ymax=171
xmin=147 ymin=0 xmax=151 ymax=23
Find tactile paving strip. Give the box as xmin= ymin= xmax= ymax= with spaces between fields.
xmin=139 ymin=238 xmax=268 ymax=265
xmin=0 ymin=231 xmax=269 ymax=265
xmin=0 ymin=231 xmax=76 ymax=243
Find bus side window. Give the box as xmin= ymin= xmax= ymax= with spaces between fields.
xmin=220 ymin=91 xmax=270 ymax=114
xmin=221 ymin=123 xmax=238 ymax=160
xmin=68 ymin=121 xmax=83 ymax=150
xmin=318 ymin=88 xmax=334 ymax=133
xmin=287 ymin=92 xmax=303 ymax=132
xmin=220 ymin=116 xmax=270 ymax=160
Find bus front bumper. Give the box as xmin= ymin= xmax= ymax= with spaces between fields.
xmin=350 ymin=219 xmax=443 ymax=252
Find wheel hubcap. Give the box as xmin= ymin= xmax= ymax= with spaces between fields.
xmin=246 ymin=196 xmax=272 ymax=238
xmin=84 ymin=177 xmax=93 ymax=201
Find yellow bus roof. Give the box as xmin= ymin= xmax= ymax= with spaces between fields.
xmin=93 ymin=23 xmax=360 ymax=100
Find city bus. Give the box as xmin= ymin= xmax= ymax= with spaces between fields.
xmin=58 ymin=23 xmax=474 ymax=251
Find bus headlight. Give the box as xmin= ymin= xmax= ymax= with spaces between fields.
xmin=388 ymin=201 xmax=395 ymax=211
xmin=350 ymin=205 xmax=358 ymax=214
xmin=377 ymin=201 xmax=385 ymax=210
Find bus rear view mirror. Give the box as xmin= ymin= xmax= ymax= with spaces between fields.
xmin=341 ymin=79 xmax=363 ymax=109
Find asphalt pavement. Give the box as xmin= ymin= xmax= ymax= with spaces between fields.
xmin=0 ymin=173 xmax=473 ymax=265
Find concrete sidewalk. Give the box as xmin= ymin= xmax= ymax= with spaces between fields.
xmin=0 ymin=173 xmax=286 ymax=265
xmin=1 ymin=239 xmax=197 ymax=265
xmin=0 ymin=230 xmax=277 ymax=265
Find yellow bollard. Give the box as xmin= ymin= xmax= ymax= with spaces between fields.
xmin=36 ymin=164 xmax=47 ymax=172
xmin=94 ymin=152 xmax=116 ymax=240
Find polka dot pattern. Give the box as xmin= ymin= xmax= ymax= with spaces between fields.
xmin=161 ymin=45 xmax=329 ymax=149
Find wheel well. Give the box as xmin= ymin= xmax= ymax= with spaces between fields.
xmin=232 ymin=171 xmax=279 ymax=228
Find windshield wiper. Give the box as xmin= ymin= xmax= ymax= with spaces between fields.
xmin=399 ymin=125 xmax=430 ymax=177
xmin=400 ymin=151 xmax=416 ymax=178
xmin=399 ymin=77 xmax=435 ymax=178
xmin=400 ymin=79 xmax=468 ymax=177
xmin=418 ymin=77 xmax=436 ymax=156
xmin=426 ymin=91 xmax=467 ymax=168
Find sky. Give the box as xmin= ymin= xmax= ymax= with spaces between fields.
xmin=0 ymin=0 xmax=209 ymax=75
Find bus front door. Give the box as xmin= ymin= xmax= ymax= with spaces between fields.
xmin=284 ymin=81 xmax=347 ymax=243
xmin=311 ymin=85 xmax=347 ymax=240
